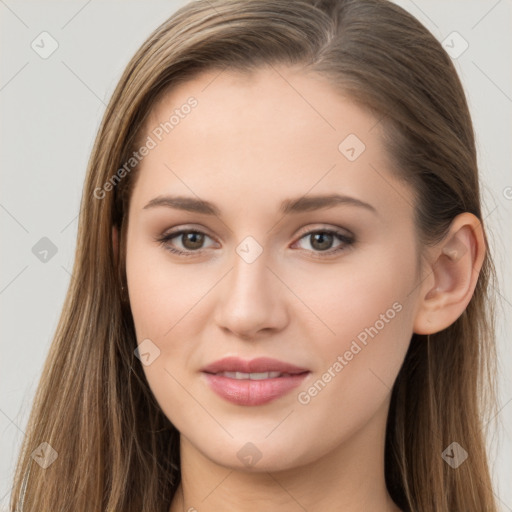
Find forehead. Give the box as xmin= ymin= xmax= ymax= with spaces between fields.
xmin=131 ymin=65 xmax=414 ymax=224
xmin=146 ymin=65 xmax=382 ymax=154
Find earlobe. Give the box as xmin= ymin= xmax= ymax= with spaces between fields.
xmin=413 ymin=213 xmax=486 ymax=335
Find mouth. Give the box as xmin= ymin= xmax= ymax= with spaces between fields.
xmin=200 ymin=357 xmax=310 ymax=406
xmin=208 ymin=371 xmax=306 ymax=380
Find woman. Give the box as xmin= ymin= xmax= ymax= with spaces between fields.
xmin=10 ymin=0 xmax=499 ymax=510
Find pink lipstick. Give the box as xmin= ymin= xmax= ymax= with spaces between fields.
xmin=201 ymin=356 xmax=310 ymax=406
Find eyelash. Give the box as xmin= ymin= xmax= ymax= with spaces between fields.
xmin=155 ymin=227 xmax=355 ymax=259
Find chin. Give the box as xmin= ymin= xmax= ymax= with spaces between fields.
xmin=194 ymin=435 xmax=312 ymax=473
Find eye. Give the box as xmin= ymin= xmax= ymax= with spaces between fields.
xmin=292 ymin=228 xmax=355 ymax=256
xmin=155 ymin=229 xmax=217 ymax=256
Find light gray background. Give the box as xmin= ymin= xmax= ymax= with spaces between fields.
xmin=1 ymin=0 xmax=511 ymax=509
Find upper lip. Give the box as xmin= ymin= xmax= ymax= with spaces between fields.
xmin=201 ymin=356 xmax=309 ymax=375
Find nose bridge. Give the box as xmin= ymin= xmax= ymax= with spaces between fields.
xmin=230 ymin=239 xmax=276 ymax=307
xmin=214 ymin=237 xmax=287 ymax=337
xmin=230 ymin=245 xmax=270 ymax=298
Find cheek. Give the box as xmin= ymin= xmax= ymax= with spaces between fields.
xmin=293 ymin=253 xmax=417 ymax=432
xmin=125 ymin=236 xmax=215 ymax=427
xmin=125 ymin=235 xmax=211 ymax=340
xmin=288 ymin=245 xmax=417 ymax=357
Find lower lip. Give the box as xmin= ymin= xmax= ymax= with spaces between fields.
xmin=202 ymin=372 xmax=310 ymax=406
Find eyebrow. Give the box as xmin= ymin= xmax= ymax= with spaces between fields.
xmin=142 ymin=193 xmax=378 ymax=216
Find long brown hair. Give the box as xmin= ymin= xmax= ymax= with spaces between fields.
xmin=10 ymin=0 xmax=499 ymax=510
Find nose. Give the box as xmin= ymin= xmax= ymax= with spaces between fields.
xmin=213 ymin=247 xmax=289 ymax=339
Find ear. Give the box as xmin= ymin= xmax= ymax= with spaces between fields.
xmin=413 ymin=212 xmax=486 ymax=335
xmin=112 ymin=225 xmax=119 ymax=264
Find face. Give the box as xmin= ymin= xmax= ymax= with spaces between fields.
xmin=125 ymin=65 xmax=423 ymax=471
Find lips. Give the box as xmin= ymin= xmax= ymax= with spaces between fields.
xmin=201 ymin=357 xmax=310 ymax=406
xmin=201 ymin=356 xmax=309 ymax=375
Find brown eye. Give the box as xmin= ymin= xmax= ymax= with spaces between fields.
xmin=294 ymin=229 xmax=355 ymax=256
xmin=309 ymin=232 xmax=334 ymax=251
xmin=156 ymin=229 xmax=216 ymax=256
xmin=180 ymin=231 xmax=205 ymax=250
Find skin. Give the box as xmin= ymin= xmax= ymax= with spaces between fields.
xmin=114 ymin=64 xmax=485 ymax=512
